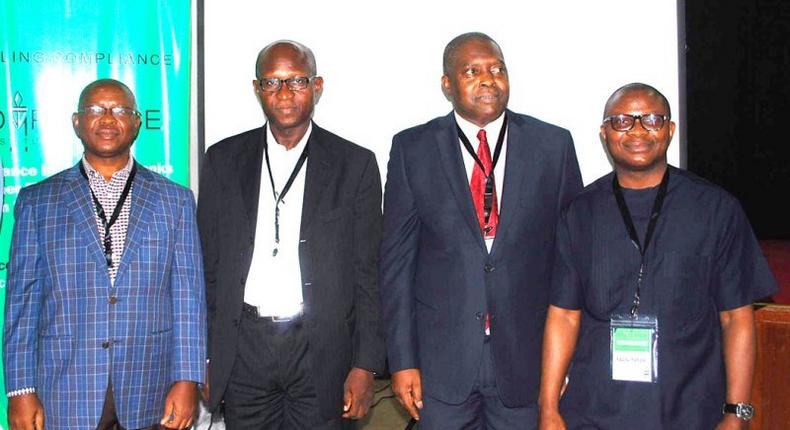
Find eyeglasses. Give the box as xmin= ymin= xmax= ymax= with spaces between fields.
xmin=604 ymin=113 xmax=669 ymax=132
xmin=78 ymin=105 xmax=140 ymax=119
xmin=257 ymin=76 xmax=315 ymax=92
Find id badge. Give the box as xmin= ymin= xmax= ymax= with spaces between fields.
xmin=610 ymin=315 xmax=658 ymax=383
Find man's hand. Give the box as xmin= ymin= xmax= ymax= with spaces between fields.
xmin=538 ymin=408 xmax=567 ymax=430
xmin=715 ymin=414 xmax=748 ymax=430
xmin=342 ymin=367 xmax=375 ymax=419
xmin=159 ymin=381 xmax=198 ymax=429
xmin=391 ymin=368 xmax=423 ymax=420
xmin=8 ymin=393 xmax=44 ymax=430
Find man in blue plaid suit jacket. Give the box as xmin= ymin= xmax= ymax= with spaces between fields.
xmin=3 ymin=79 xmax=206 ymax=430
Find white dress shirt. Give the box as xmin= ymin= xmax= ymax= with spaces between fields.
xmin=455 ymin=112 xmax=508 ymax=252
xmin=244 ymin=123 xmax=312 ymax=316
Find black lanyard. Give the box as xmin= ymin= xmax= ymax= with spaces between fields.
xmin=457 ymin=116 xmax=507 ymax=225
xmin=79 ymin=162 xmax=137 ymax=268
xmin=263 ymin=128 xmax=309 ymax=256
xmin=612 ymin=167 xmax=670 ymax=318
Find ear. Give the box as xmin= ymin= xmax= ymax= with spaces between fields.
xmin=72 ymin=112 xmax=81 ymax=137
xmin=441 ymin=75 xmax=452 ymax=102
xmin=312 ymin=76 xmax=324 ymax=104
xmin=599 ymin=124 xmax=607 ymax=144
xmin=668 ymin=120 xmax=676 ymax=141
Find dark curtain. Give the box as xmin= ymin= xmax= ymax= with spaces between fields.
xmin=685 ymin=0 xmax=790 ymax=239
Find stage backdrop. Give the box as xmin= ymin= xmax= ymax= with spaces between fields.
xmin=0 ymin=1 xmax=192 ymax=423
xmin=202 ymin=0 xmax=681 ymax=186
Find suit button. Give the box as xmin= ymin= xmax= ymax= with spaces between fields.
xmin=484 ymin=264 xmax=495 ymax=273
xmin=108 ymin=296 xmax=118 ymax=305
xmin=101 ymin=341 xmax=111 ymax=349
xmin=233 ymin=319 xmax=239 ymax=327
xmin=475 ymin=312 xmax=483 ymax=320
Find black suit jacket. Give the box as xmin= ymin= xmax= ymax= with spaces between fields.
xmin=197 ymin=123 xmax=385 ymax=419
xmin=380 ymin=111 xmax=583 ymax=406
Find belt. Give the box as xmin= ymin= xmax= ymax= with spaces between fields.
xmin=242 ymin=302 xmax=303 ymax=322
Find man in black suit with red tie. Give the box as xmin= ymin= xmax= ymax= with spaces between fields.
xmin=380 ymin=32 xmax=583 ymax=429
xmin=198 ymin=40 xmax=384 ymax=429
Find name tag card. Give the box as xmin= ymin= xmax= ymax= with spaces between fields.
xmin=610 ymin=315 xmax=658 ymax=383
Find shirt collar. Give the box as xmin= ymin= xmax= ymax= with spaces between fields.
xmin=454 ymin=111 xmax=506 ymax=146
xmin=81 ymin=155 xmax=134 ymax=183
xmin=266 ymin=121 xmax=313 ymax=155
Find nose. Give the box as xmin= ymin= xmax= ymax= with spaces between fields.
xmin=276 ymin=84 xmax=295 ymax=100
xmin=627 ymin=118 xmax=649 ymax=135
xmin=98 ymin=109 xmax=117 ymax=123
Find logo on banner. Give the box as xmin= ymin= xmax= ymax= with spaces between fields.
xmin=0 ymin=91 xmax=37 ymax=137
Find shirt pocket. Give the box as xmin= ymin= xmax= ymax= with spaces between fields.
xmin=661 ymin=252 xmax=711 ymax=327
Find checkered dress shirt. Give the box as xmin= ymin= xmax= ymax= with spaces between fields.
xmin=82 ymin=156 xmax=134 ymax=283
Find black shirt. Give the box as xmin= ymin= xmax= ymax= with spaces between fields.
xmin=551 ymin=166 xmax=777 ymax=429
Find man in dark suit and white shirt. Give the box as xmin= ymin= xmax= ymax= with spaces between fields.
xmin=380 ymin=32 xmax=583 ymax=429
xmin=197 ymin=40 xmax=385 ymax=429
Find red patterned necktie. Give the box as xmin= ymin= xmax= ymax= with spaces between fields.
xmin=470 ymin=129 xmax=499 ymax=239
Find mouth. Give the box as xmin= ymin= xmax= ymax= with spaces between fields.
xmin=622 ymin=139 xmax=655 ymax=153
xmin=276 ymin=105 xmax=298 ymax=112
xmin=475 ymin=92 xmax=500 ymax=103
xmin=95 ymin=128 xmax=120 ymax=139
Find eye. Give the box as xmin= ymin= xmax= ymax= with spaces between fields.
xmin=463 ymin=67 xmax=477 ymax=77
xmin=292 ymin=77 xmax=309 ymax=86
xmin=85 ymin=106 xmax=105 ymax=116
xmin=262 ymin=78 xmax=280 ymax=90
xmin=111 ymin=107 xmax=132 ymax=117
xmin=491 ymin=65 xmax=506 ymax=74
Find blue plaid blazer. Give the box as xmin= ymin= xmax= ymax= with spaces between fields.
xmin=3 ymin=163 xmax=206 ymax=430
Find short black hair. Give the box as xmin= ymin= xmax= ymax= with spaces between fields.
xmin=603 ymin=82 xmax=671 ymax=119
xmin=255 ymin=40 xmax=317 ymax=78
xmin=443 ymin=32 xmax=503 ymax=75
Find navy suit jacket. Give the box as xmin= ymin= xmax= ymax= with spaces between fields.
xmin=4 ymin=163 xmax=206 ymax=430
xmin=380 ymin=111 xmax=583 ymax=406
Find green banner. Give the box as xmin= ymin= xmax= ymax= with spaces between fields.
xmin=0 ymin=1 xmax=192 ymax=422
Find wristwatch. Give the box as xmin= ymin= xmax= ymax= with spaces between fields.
xmin=722 ymin=403 xmax=754 ymax=421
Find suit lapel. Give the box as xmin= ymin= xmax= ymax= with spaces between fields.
xmin=64 ymin=165 xmax=107 ymax=269
xmin=115 ymin=165 xmax=156 ymax=283
xmin=238 ymin=127 xmax=266 ymax=239
xmin=435 ymin=113 xmax=487 ymax=251
xmin=300 ymin=124 xmax=333 ymax=239
xmin=490 ymin=112 xmax=544 ymax=256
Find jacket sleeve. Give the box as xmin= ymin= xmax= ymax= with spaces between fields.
xmin=3 ymin=188 xmax=43 ymax=392
xmin=350 ymin=152 xmax=386 ymax=373
xmin=379 ymin=136 xmax=421 ymax=373
xmin=169 ymin=188 xmax=207 ymax=383
xmin=196 ymin=151 xmax=220 ymax=360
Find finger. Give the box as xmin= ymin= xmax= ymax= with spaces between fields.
xmin=160 ymin=401 xmax=174 ymax=425
xmin=412 ymin=379 xmax=424 ymax=410
xmin=343 ymin=386 xmax=352 ymax=412
xmin=396 ymin=391 xmax=419 ymax=419
xmin=35 ymin=409 xmax=45 ymax=430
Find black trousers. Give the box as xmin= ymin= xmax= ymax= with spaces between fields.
xmin=96 ymin=378 xmax=160 ymax=430
xmin=223 ymin=305 xmax=353 ymax=430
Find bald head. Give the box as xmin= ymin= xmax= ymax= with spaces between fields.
xmin=255 ymin=40 xmax=317 ymax=78
xmin=443 ymin=32 xmax=503 ymax=76
xmin=603 ymin=82 xmax=670 ymax=119
xmin=77 ymin=78 xmax=137 ymax=110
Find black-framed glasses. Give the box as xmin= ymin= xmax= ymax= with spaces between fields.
xmin=604 ymin=113 xmax=669 ymax=132
xmin=257 ymin=76 xmax=316 ymax=92
xmin=78 ymin=105 xmax=140 ymax=119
